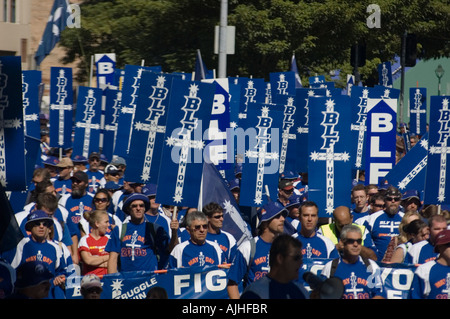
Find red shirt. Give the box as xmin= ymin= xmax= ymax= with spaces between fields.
xmin=78 ymin=234 xmax=110 ymax=276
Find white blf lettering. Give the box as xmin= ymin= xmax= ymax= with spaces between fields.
xmin=370 ymin=136 xmax=391 ymax=157
xmin=371 ymin=113 xmax=393 ymax=132
xmin=97 ymin=62 xmax=114 ymax=75
xmin=369 ymin=163 xmax=392 ymax=184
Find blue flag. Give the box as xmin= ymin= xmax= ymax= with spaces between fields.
xmin=202 ymin=161 xmax=252 ymax=246
xmin=295 ymin=88 xmax=327 ymax=173
xmin=49 ymin=66 xmax=73 ymax=149
xmin=22 ymin=70 xmax=42 ymax=140
xmin=101 ymin=87 xmax=122 ymax=161
xmin=409 ymin=87 xmax=427 ymax=136
xmin=239 ymin=103 xmax=284 ymax=207
xmin=378 ymin=61 xmax=393 ymax=87
xmin=308 ymin=96 xmax=352 ymax=216
xmin=34 ymin=0 xmax=70 ymax=66
xmin=156 ymin=79 xmax=215 ymax=207
xmin=385 ymin=133 xmax=428 ymax=192
xmin=113 ymin=65 xmax=162 ymax=158
xmin=0 ymin=56 xmax=27 ymax=191
xmin=364 ymin=98 xmax=397 ymax=185
xmin=290 ymin=53 xmax=303 ymax=88
xmin=73 ymin=87 xmax=103 ymax=158
xmin=424 ymin=96 xmax=450 ymax=204
xmin=125 ymin=72 xmax=179 ymax=184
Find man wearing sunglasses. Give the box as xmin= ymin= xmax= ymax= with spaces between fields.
xmin=365 ymin=186 xmax=405 ymax=261
xmin=321 ymin=225 xmax=386 ymax=299
xmin=168 ymin=210 xmax=224 ymax=269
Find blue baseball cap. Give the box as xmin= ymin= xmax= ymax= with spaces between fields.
xmin=257 ymin=201 xmax=287 ymax=227
xmin=286 ymin=194 xmax=301 ymax=209
xmin=104 ymin=181 xmax=121 ymax=191
xmin=122 ymin=193 xmax=150 ymax=214
xmin=228 ymin=178 xmax=240 ymax=191
xmin=142 ymin=184 xmax=157 ymax=197
xmin=43 ymin=156 xmax=59 ymax=166
xmin=15 ymin=261 xmax=53 ymax=289
xmin=72 ymin=154 xmax=88 ymax=164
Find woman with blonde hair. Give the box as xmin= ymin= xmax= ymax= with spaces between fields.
xmin=78 ymin=210 xmax=111 ymax=276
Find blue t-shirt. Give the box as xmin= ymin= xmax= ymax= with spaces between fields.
xmin=59 ymin=193 xmax=95 ymax=239
xmin=404 ymin=240 xmax=438 ymax=265
xmin=227 ymin=236 xmax=271 ymax=286
xmin=169 ymin=239 xmax=223 ymax=268
xmin=321 ymin=257 xmax=386 ymax=299
xmin=240 ymin=275 xmax=309 ymax=299
xmin=293 ymin=233 xmax=339 ymax=259
xmin=411 ymin=260 xmax=450 ymax=299
xmin=105 ymin=221 xmax=169 ymax=272
xmin=206 ymin=231 xmax=237 ymax=263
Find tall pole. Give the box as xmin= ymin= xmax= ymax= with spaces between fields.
xmin=218 ymin=0 xmax=228 ymax=78
xmin=399 ymin=31 xmax=407 ymax=125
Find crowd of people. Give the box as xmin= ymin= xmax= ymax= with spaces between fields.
xmin=0 ymin=124 xmax=450 ymax=300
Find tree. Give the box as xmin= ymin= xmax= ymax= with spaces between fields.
xmin=59 ymin=0 xmax=450 ymax=86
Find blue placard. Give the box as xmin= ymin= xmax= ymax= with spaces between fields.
xmin=101 ymin=87 xmax=122 ymax=161
xmin=156 ymin=79 xmax=215 ymax=207
xmin=234 ymin=77 xmax=265 ymax=120
xmin=409 ymin=87 xmax=427 ymax=136
xmin=0 ymin=56 xmax=27 ymax=191
xmin=95 ymin=53 xmax=116 ymax=88
xmin=72 ymin=86 xmax=103 ymax=158
xmin=308 ymin=75 xmax=325 ymax=88
xmin=294 ymin=88 xmax=327 ymax=173
xmin=22 ymin=70 xmax=42 ymax=140
xmin=49 ymin=67 xmax=73 ymax=148
xmin=269 ymin=71 xmax=297 ymax=99
xmin=308 ymin=96 xmax=352 ymax=216
xmin=364 ymin=98 xmax=397 ymax=185
xmin=239 ymin=103 xmax=284 ymax=206
xmin=276 ymin=94 xmax=297 ymax=174
xmin=350 ymin=87 xmax=371 ymax=170
xmin=378 ymin=61 xmax=393 ymax=87
xmin=424 ymin=96 xmax=450 ymax=204
xmin=113 ymin=64 xmax=163 ymax=158
xmin=125 ymin=72 xmax=179 ymax=184
xmin=385 ymin=133 xmax=428 ymax=192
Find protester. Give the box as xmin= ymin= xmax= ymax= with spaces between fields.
xmin=390 ymin=218 xmax=429 ymax=263
xmin=227 ymin=201 xmax=287 ymax=299
xmin=78 ymin=210 xmax=111 ymax=276
xmin=410 ymin=229 xmax=450 ymax=299
xmin=321 ymin=225 xmax=386 ymax=299
xmin=86 ymin=152 xmax=106 ymax=193
xmin=111 ymin=179 xmax=143 ymax=222
xmin=350 ymin=184 xmax=370 ymax=223
xmin=104 ymin=164 xmax=121 ymax=185
xmin=401 ymin=190 xmax=422 ymax=214
xmin=6 ymin=261 xmax=54 ymax=299
xmin=72 ymin=155 xmax=88 ymax=173
xmin=365 ymin=186 xmax=405 ymax=260
xmin=277 ymin=179 xmax=295 ymax=206
xmin=404 ymin=214 xmax=448 ymax=264
xmin=240 ymin=234 xmax=309 ymax=299
xmin=293 ymin=201 xmax=339 ymax=259
xmin=53 ymin=157 xmax=74 ymax=195
xmin=202 ymin=202 xmax=237 ymax=263
xmin=168 ymin=210 xmax=224 ymax=268
xmin=318 ymin=206 xmax=377 ymax=260
xmin=106 ymin=193 xmax=174 ymax=273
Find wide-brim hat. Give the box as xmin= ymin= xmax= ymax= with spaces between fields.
xmin=257 ymin=201 xmax=288 ymax=227
xmin=122 ymin=193 xmax=150 ymax=214
xmin=25 ymin=210 xmax=54 ymax=231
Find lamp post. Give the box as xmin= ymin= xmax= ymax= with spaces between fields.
xmin=435 ymin=64 xmax=445 ymax=96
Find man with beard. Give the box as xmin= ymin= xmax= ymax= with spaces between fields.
xmin=59 ymin=170 xmax=94 ymax=264
xmin=365 ymin=186 xmax=405 ymax=261
xmin=86 ymin=152 xmax=106 ymax=193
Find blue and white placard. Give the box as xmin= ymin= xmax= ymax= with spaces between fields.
xmin=409 ymin=87 xmax=427 ymax=136
xmin=22 ymin=70 xmax=42 ymax=139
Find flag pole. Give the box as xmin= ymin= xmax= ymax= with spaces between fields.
xmin=89 ymin=55 xmax=94 ymax=87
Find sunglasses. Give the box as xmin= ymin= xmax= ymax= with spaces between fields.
xmin=372 ymin=203 xmax=385 ymax=208
xmin=344 ymin=238 xmax=363 ymax=245
xmin=131 ymin=203 xmax=145 ymax=209
xmin=386 ymin=196 xmax=401 ymax=202
xmin=192 ymin=224 xmax=208 ymax=231
xmin=94 ymin=197 xmax=108 ymax=203
xmin=211 ymin=214 xmax=223 ymax=219
xmin=31 ymin=221 xmax=51 ymax=228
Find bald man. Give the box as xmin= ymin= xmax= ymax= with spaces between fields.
xmin=318 ymin=206 xmax=378 ymax=261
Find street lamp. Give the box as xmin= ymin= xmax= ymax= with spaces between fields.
xmin=435 ymin=64 xmax=445 ymax=96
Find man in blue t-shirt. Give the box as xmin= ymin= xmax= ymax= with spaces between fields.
xmin=169 ymin=210 xmax=223 ymax=268
xmin=106 ymin=193 xmax=174 ymax=273
xmin=226 ymin=201 xmax=287 ymax=299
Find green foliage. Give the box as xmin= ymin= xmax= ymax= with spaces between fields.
xmin=59 ymin=0 xmax=450 ymax=85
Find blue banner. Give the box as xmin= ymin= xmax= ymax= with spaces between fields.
xmin=424 ymin=96 xmax=450 ymax=205
xmin=269 ymin=71 xmax=297 ymax=99
xmin=294 ymin=88 xmax=327 ymax=173
xmin=156 ymin=79 xmax=215 ymax=207
xmin=101 ymin=87 xmax=122 ymax=161
xmin=0 ymin=56 xmax=27 ymax=191
xmin=385 ymin=133 xmax=428 ymax=192
xmin=113 ymin=65 xmax=162 ymax=158
xmin=22 ymin=70 xmax=42 ymax=140
xmin=126 ymin=72 xmax=179 ymax=184
xmin=308 ymin=96 xmax=352 ymax=216
xmin=72 ymin=87 xmax=103 ymax=158
xmin=364 ymin=98 xmax=397 ymax=185
xmin=95 ymin=53 xmax=116 ymax=88
xmin=203 ymin=79 xmax=233 ymax=171
xmin=378 ymin=61 xmax=393 ymax=87
xmin=409 ymin=87 xmax=427 ymax=136
xmin=49 ymin=67 xmax=73 ymax=149
xmin=239 ymin=103 xmax=284 ymax=206
xmin=64 ymin=260 xmax=418 ymax=299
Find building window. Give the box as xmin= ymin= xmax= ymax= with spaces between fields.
xmin=10 ymin=0 xmax=15 ymax=23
